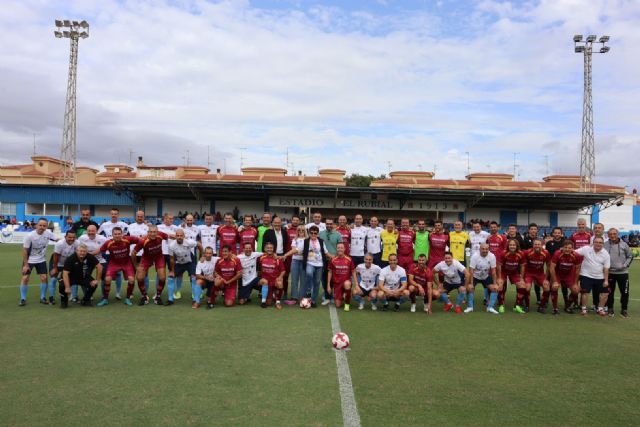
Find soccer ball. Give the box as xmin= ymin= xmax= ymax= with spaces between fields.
xmin=332 ymin=332 xmax=350 ymax=350
xmin=299 ymin=298 xmax=312 ymax=309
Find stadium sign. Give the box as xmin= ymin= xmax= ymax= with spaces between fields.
xmin=270 ymin=197 xmax=465 ymax=212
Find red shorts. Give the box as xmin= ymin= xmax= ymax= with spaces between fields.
xmin=331 ymin=281 xmax=351 ymax=302
xmin=106 ymin=262 xmax=135 ymax=279
xmin=139 ymin=255 xmax=165 ymax=272
xmin=397 ymin=255 xmax=414 ymax=272
xmin=557 ymin=277 xmax=576 ymax=288
xmin=222 ymin=281 xmax=237 ymax=301
xmin=409 ymin=283 xmax=427 ymax=294
xmin=525 ymin=273 xmax=547 ymax=286
xmin=502 ymin=273 xmax=521 ymax=285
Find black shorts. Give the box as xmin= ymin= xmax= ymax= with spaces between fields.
xmin=444 ymin=282 xmax=464 ymax=293
xmin=472 ymin=277 xmax=493 ymax=288
xmin=25 ymin=262 xmax=47 ymax=275
xmin=175 ymin=261 xmax=195 ymax=277
xmin=579 ymin=275 xmax=608 ymax=294
xmin=238 ymin=277 xmax=260 ymax=300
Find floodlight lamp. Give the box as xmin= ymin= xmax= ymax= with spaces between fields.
xmin=80 ymin=31 xmax=88 ymax=39
xmin=72 ymin=20 xmax=80 ymax=27
xmin=599 ymin=35 xmax=610 ymax=43
xmin=600 ymin=46 xmax=610 ymax=53
xmin=54 ymin=30 xmax=62 ymax=38
xmin=63 ymin=30 xmax=70 ymax=37
xmin=63 ymin=19 xmax=71 ymax=27
xmin=573 ymin=34 xmax=583 ymax=42
xmin=586 ymin=35 xmax=597 ymax=42
xmin=70 ymin=31 xmax=78 ymax=38
xmin=55 ymin=19 xmax=63 ymax=27
xmin=575 ymin=46 xmax=585 ymax=53
xmin=79 ymin=20 xmax=89 ymax=28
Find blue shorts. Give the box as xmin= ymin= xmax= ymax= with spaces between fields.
xmin=473 ymin=277 xmax=493 ymax=288
xmin=25 ymin=262 xmax=47 ymax=275
xmin=579 ymin=275 xmax=608 ymax=294
xmin=444 ymin=282 xmax=464 ymax=293
xmin=239 ymin=277 xmax=260 ymax=300
xmin=175 ymin=261 xmax=196 ymax=277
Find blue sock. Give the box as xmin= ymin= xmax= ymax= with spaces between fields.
xmin=176 ymin=277 xmax=183 ymax=292
xmin=193 ymin=284 xmax=201 ymax=301
xmin=354 ymin=295 xmax=363 ymax=303
xmin=488 ymin=291 xmax=498 ymax=309
xmin=468 ymin=288 xmax=475 ymax=309
xmin=144 ymin=276 xmax=149 ymax=293
xmin=398 ymin=297 xmax=406 ymax=304
xmin=483 ymin=287 xmax=489 ymax=301
xmin=168 ymin=277 xmax=175 ymax=301
xmin=190 ymin=277 xmax=196 ymax=301
xmin=372 ymin=297 xmax=378 ymax=304
xmin=115 ymin=273 xmax=122 ymax=293
xmin=20 ymin=284 xmax=28 ymax=300
xmin=456 ymin=291 xmax=465 ymax=306
xmin=71 ymin=285 xmax=78 ymax=299
xmin=261 ymin=285 xmax=269 ymax=302
xmin=39 ymin=283 xmax=46 ymax=299
xmin=440 ymin=293 xmax=451 ymax=304
xmin=49 ymin=277 xmax=57 ymax=298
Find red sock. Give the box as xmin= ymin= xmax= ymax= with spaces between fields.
xmin=156 ymin=279 xmax=165 ymax=295
xmin=126 ymin=282 xmax=135 ymax=298
xmin=498 ymin=288 xmax=506 ymax=305
xmin=410 ymin=291 xmax=416 ymax=304
xmin=137 ymin=280 xmax=147 ymax=297
xmin=540 ymin=291 xmax=550 ymax=307
xmin=524 ymin=291 xmax=530 ymax=308
xmin=103 ymin=282 xmax=110 ymax=299
xmin=551 ymin=290 xmax=558 ymax=309
xmin=275 ymin=287 xmax=284 ymax=302
xmin=515 ymin=288 xmax=524 ymax=306
xmin=345 ymin=289 xmax=352 ymax=304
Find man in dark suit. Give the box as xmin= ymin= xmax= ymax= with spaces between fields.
xmin=262 ymin=216 xmax=289 ymax=257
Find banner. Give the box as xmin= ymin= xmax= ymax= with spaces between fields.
xmin=269 ymin=196 xmax=464 ymax=212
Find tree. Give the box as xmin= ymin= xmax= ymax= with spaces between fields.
xmin=345 ymin=173 xmax=386 ymax=187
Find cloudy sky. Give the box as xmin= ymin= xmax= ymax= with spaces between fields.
xmin=1 ymin=0 xmax=638 ymax=189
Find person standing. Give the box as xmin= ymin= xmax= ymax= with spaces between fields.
xmin=604 ymin=228 xmax=633 ymax=317
xmin=256 ymin=212 xmax=272 ymax=252
xmin=284 ymin=225 xmax=306 ymax=302
xmin=448 ymin=220 xmax=469 ymax=266
xmin=349 ymin=214 xmax=368 ymax=267
xmin=70 ymin=208 xmax=99 ymax=238
xmin=318 ymin=219 xmax=341 ymax=305
xmin=19 ymin=218 xmax=58 ymax=306
xmin=396 ymin=218 xmax=416 ymax=273
xmin=545 ymin=227 xmax=568 ymax=306
xmin=570 ymin=218 xmax=592 ymax=249
xmin=414 ymin=219 xmax=430 ymax=263
xmin=262 ymin=216 xmax=289 ymax=257
xmin=336 ymin=215 xmax=352 ymax=256
xmin=380 ymin=219 xmax=399 ymax=268
xmin=575 ymin=237 xmax=610 ymax=316
xmin=305 ymin=212 xmax=326 ymax=233
xmin=365 ymin=216 xmax=383 ymax=266
xmin=301 ymin=225 xmax=329 ymax=307
xmin=283 ymin=215 xmax=301 ymax=303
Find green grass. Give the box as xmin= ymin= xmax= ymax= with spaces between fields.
xmin=1 ymin=244 xmax=639 ymax=426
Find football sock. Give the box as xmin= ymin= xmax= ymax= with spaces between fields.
xmin=524 ymin=291 xmax=530 ymax=308
xmin=498 ymin=288 xmax=506 ymax=305
xmin=440 ymin=293 xmax=451 ymax=304
xmin=261 ymin=285 xmax=269 ymax=302
xmin=20 ymin=284 xmax=28 ymax=300
xmin=488 ymin=291 xmax=498 ymax=309
xmin=115 ymin=273 xmax=122 ymax=294
xmin=344 ymin=290 xmax=351 ymax=304
xmin=103 ymin=282 xmax=111 ymax=299
xmin=354 ymin=295 xmax=363 ymax=303
xmin=176 ymin=277 xmax=183 ymax=292
xmin=71 ymin=284 xmax=78 ymax=300
xmin=371 ymin=297 xmax=378 ymax=304
xmin=48 ymin=277 xmax=57 ymax=298
xmin=137 ymin=279 xmax=147 ymax=297
xmin=275 ymin=287 xmax=284 ymax=302
xmin=483 ymin=287 xmax=489 ymax=301
xmin=410 ymin=292 xmax=416 ymax=303
xmin=156 ymin=279 xmax=165 ymax=295
xmin=467 ymin=288 xmax=475 ymax=309
xmin=515 ymin=288 xmax=525 ymax=306
xmin=167 ymin=277 xmax=175 ymax=301
xmin=398 ymin=297 xmax=406 ymax=304
xmin=144 ymin=276 xmax=149 ymax=293
xmin=534 ymin=285 xmax=541 ymax=302
xmin=193 ymin=284 xmax=201 ymax=301
xmin=455 ymin=292 xmax=465 ymax=307
xmin=540 ymin=291 xmax=550 ymax=307
xmin=126 ymin=282 xmax=135 ymax=298
xmin=190 ymin=277 xmax=196 ymax=299
xmin=39 ymin=283 xmax=46 ymax=300
xmin=551 ymin=290 xmax=559 ymax=309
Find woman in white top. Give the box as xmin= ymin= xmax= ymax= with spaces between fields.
xmin=284 ymin=226 xmax=307 ymax=303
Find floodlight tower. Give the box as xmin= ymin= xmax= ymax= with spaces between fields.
xmin=54 ymin=19 xmax=89 ymax=185
xmin=573 ymin=34 xmax=610 ymax=192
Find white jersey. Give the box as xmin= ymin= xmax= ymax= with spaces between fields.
xmin=23 ymin=229 xmax=56 ymax=264
xmin=378 ymin=265 xmax=407 ymax=291
xmin=78 ymin=234 xmax=107 ymax=263
xmin=366 ymin=226 xmax=382 ymax=255
xmin=305 ymin=222 xmax=326 ymax=232
xmin=54 ymin=239 xmax=79 ymax=267
xmin=181 ymin=225 xmax=200 ymax=254
xmin=198 ymin=224 xmax=219 ymax=254
xmin=98 ymin=220 xmax=129 ymax=238
xmin=290 ymin=238 xmax=305 ymax=261
xmin=469 ymin=230 xmax=490 ymax=257
xmin=169 ymin=239 xmax=198 ymax=265
xmin=127 ymin=222 xmax=149 ymax=256
xmin=196 ymin=257 xmax=219 ymax=278
xmin=157 ymin=223 xmax=178 ymax=255
xmin=237 ymin=251 xmax=263 ymax=284
xmin=434 ymin=260 xmax=466 ymax=285
xmin=350 ymin=226 xmax=368 ymax=257
xmin=356 ymin=263 xmax=381 ymax=291
xmin=575 ymin=246 xmax=611 ymax=279
xmin=469 ymin=252 xmax=496 ymax=280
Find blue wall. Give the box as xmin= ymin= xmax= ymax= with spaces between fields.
xmin=633 ymin=205 xmax=640 ymax=225
xmin=500 ymin=210 xmax=518 ymax=226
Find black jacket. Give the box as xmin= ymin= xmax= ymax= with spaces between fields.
xmin=262 ymin=228 xmax=289 ymax=254
xmin=301 ymin=237 xmax=327 ymax=269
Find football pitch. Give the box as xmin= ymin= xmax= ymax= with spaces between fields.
xmin=1 ymin=244 xmax=639 ymax=426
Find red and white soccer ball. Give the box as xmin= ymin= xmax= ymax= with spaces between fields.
xmin=332 ymin=332 xmax=350 ymax=350
xmin=299 ymin=298 xmax=312 ymax=309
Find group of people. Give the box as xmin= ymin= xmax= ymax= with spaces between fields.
xmin=18 ymin=208 xmax=633 ymax=317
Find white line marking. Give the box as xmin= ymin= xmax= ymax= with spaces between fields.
xmin=329 ymin=304 xmax=361 ymax=427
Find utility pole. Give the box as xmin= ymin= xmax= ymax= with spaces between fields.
xmin=54 ymin=19 xmax=89 ymax=185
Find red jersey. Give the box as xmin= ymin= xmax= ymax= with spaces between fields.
xmin=336 ymin=226 xmax=351 ymax=255
xmin=570 ymin=231 xmax=592 ymax=249
xmin=239 ymin=227 xmax=258 ymax=249
xmin=328 ymin=255 xmax=355 ymax=285
xmin=524 ymin=249 xmax=550 ymax=275
xmin=397 ymin=229 xmax=416 ymax=256
xmin=217 ymin=225 xmax=239 ymax=254
xmin=101 ymin=237 xmax=140 ymax=264
xmin=258 ymin=255 xmax=284 ymax=283
xmin=133 ymin=232 xmax=168 ymax=260
xmin=551 ymin=251 xmax=583 ymax=281
xmin=409 ymin=265 xmax=433 ymax=287
xmin=487 ymin=233 xmax=507 ymax=261
xmin=286 ymin=227 xmax=298 ymax=246
xmin=428 ymin=232 xmax=449 ymax=261
xmin=215 ymin=257 xmax=242 ymax=282
xmin=501 ymin=251 xmax=525 ymax=275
